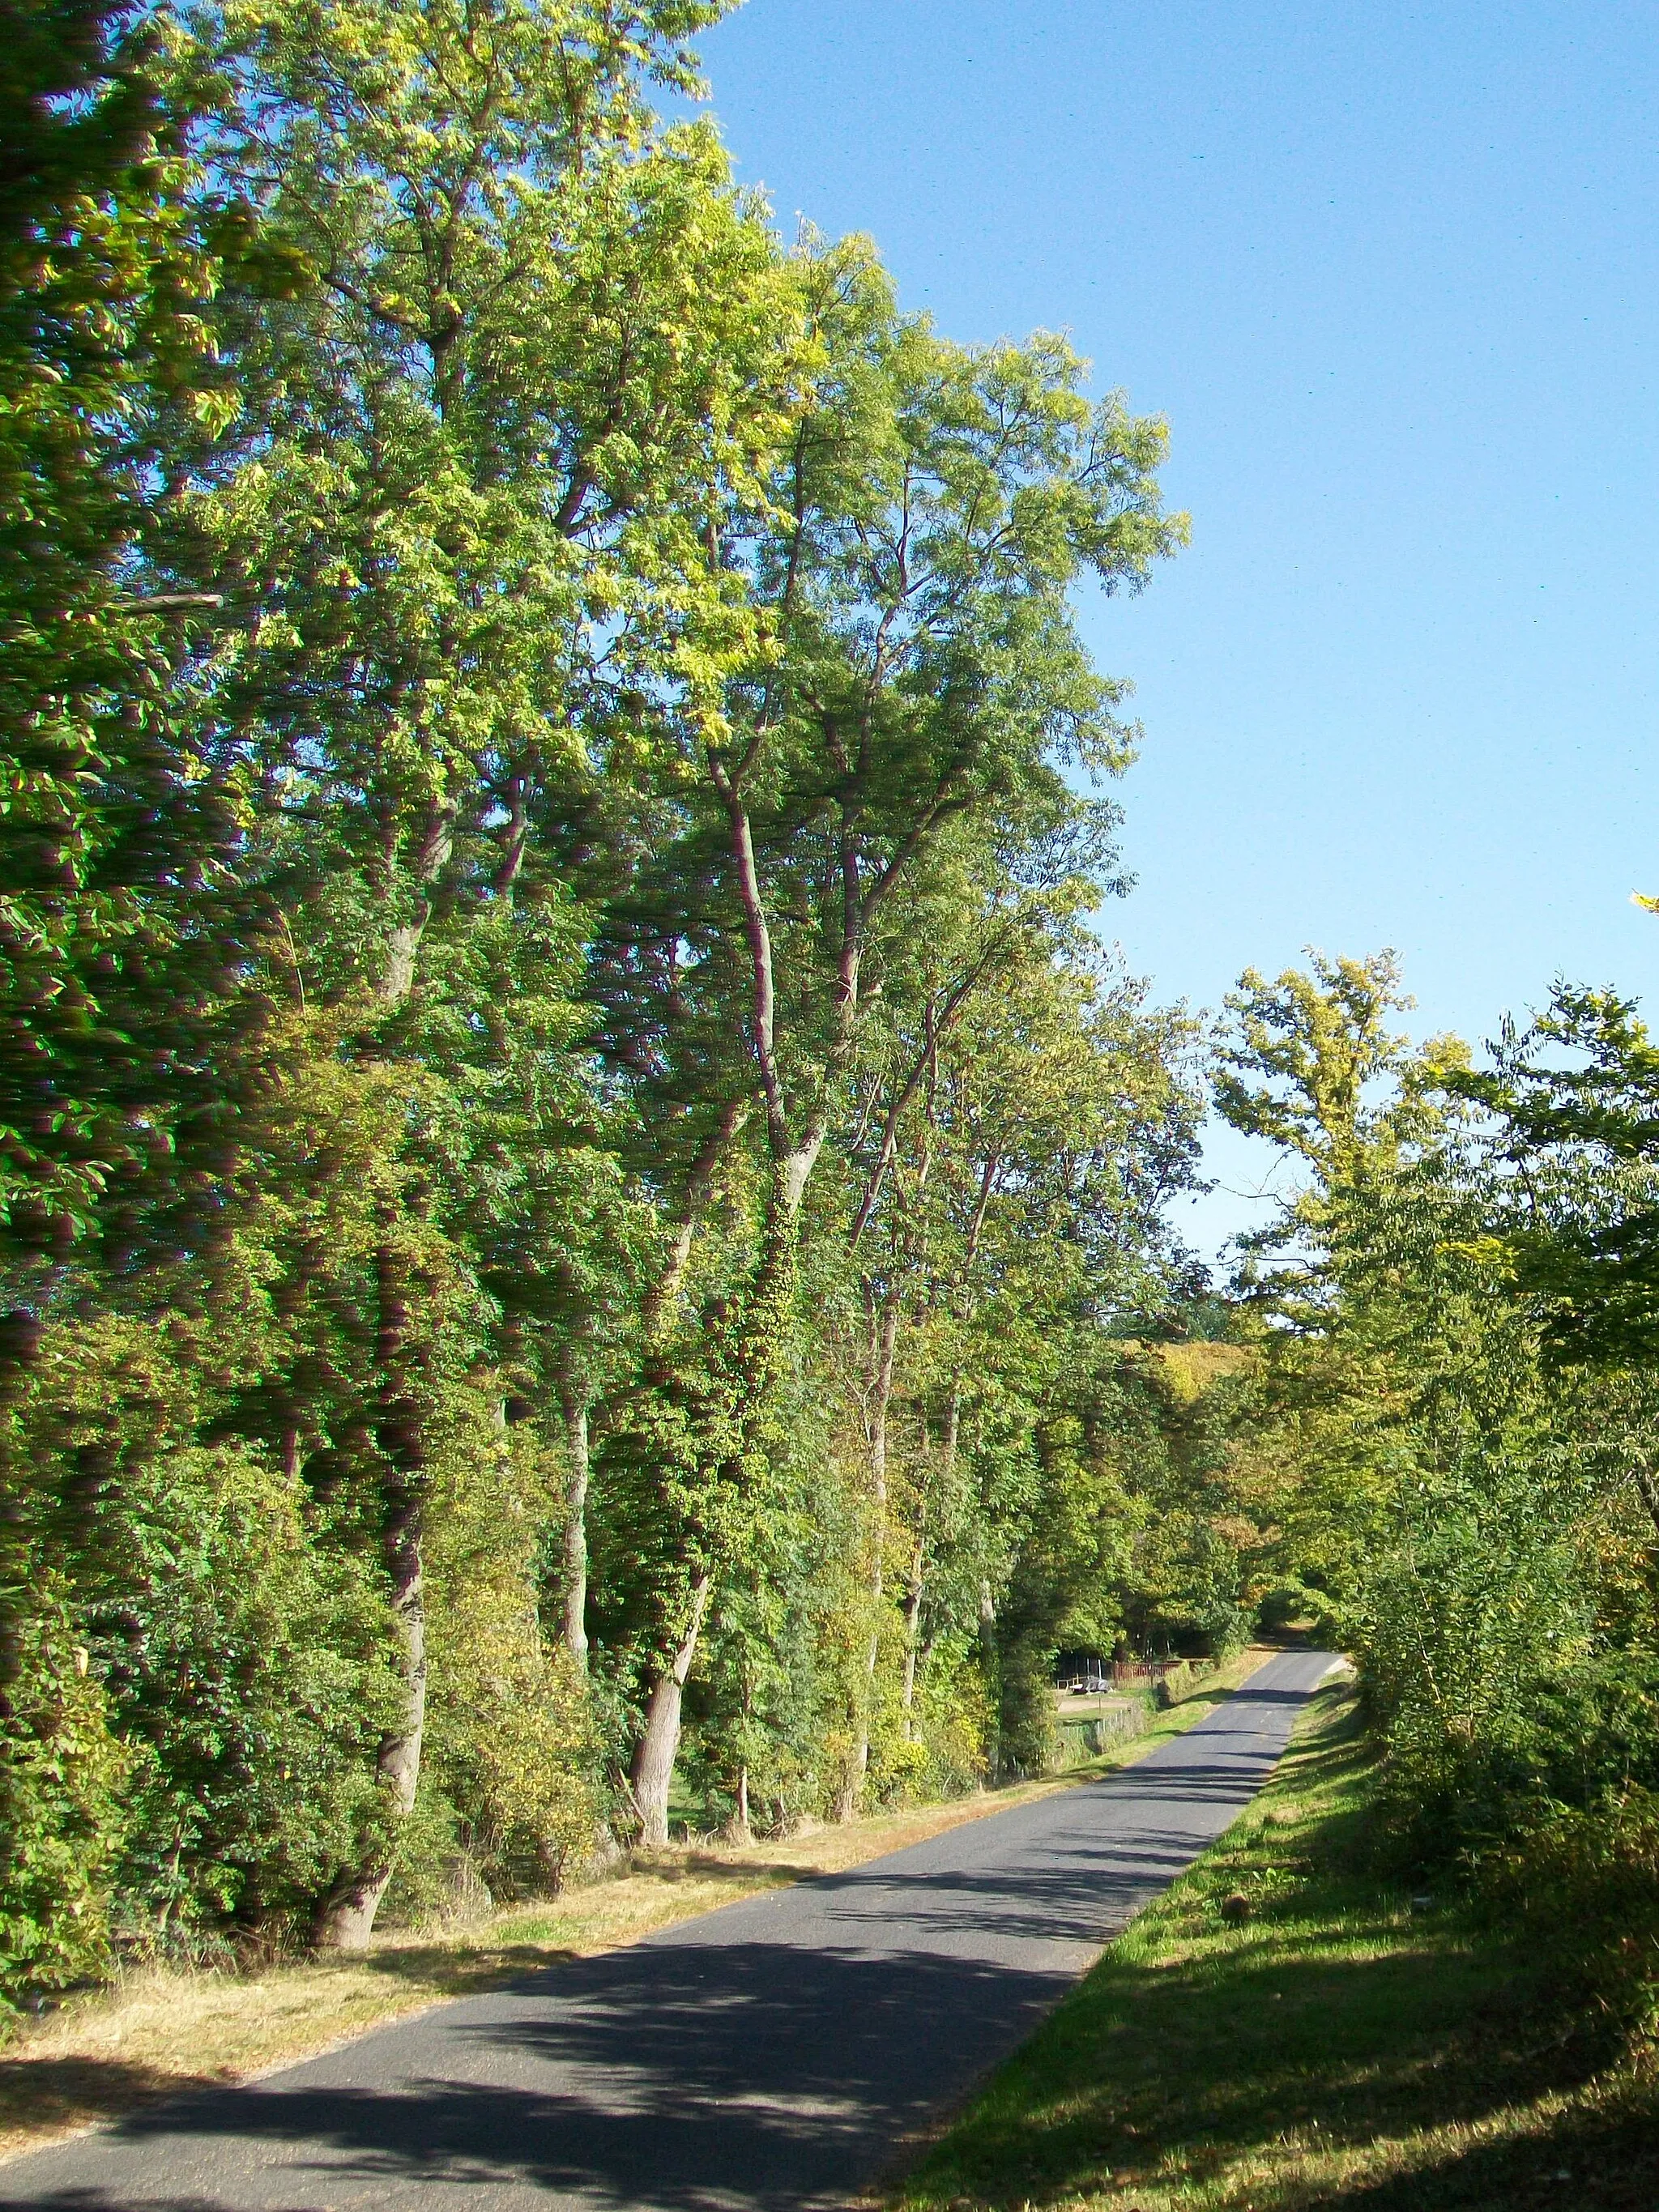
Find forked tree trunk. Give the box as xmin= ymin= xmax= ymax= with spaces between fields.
xmin=379 ymin=803 xmax=454 ymax=1007
xmin=723 ymin=1758 xmax=752 ymax=1844
xmin=631 ymin=1572 xmax=712 ymax=1848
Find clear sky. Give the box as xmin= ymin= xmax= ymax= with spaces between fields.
xmin=689 ymin=0 xmax=1659 ymax=1266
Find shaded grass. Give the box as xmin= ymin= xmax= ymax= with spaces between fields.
xmin=0 ymin=1643 xmax=1270 ymax=2163
xmin=894 ymin=1678 xmax=1659 ymax=2212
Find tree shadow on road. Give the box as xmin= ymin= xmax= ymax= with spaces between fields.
xmin=0 ymin=1942 xmax=1077 ymax=2210
xmin=898 ymin=1686 xmax=1659 ymax=2212
xmin=0 ymin=1668 xmax=1328 ymax=2211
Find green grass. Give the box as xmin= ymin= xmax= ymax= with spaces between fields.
xmin=893 ymin=1680 xmax=1659 ymax=2212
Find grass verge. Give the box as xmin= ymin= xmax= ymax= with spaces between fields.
xmin=0 ymin=1643 xmax=1270 ymax=2164
xmin=893 ymin=1676 xmax=1659 ymax=2212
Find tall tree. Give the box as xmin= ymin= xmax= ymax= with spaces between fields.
xmin=0 ymin=6 xmax=257 ymax=1972
xmin=0 ymin=0 xmax=240 ymax=1306
xmin=166 ymin=0 xmax=801 ymax=1942
xmin=592 ymin=239 xmax=1188 ymax=1841
xmin=1445 ymin=985 xmax=1659 ymax=1374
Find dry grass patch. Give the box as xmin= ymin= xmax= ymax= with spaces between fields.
xmin=0 ymin=1643 xmax=1273 ymax=2163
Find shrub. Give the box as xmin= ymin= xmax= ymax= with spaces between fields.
xmin=996 ymin=1635 xmax=1060 ymax=1779
xmin=1481 ymin=1787 xmax=1659 ymax=2033
xmin=403 ymin=1423 xmax=607 ymax=1906
xmin=93 ymin=1447 xmax=403 ymax=1954
xmin=0 ymin=1591 xmax=130 ymax=2004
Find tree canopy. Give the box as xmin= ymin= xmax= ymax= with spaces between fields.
xmin=9 ymin=0 xmax=1659 ymax=2064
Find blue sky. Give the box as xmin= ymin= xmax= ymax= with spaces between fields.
xmin=691 ymin=0 xmax=1659 ymax=1264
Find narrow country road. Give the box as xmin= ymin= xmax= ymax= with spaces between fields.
xmin=1 ymin=1648 xmax=1336 ymax=2212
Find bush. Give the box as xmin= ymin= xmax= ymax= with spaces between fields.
xmin=1155 ymin=1658 xmax=1198 ymax=1707
xmin=10 ymin=1312 xmax=408 ymax=1958
xmin=0 ymin=1591 xmax=130 ymax=2004
xmin=1350 ymin=1468 xmax=1607 ymax=1863
xmin=911 ymin=1655 xmax=995 ymax=1796
xmin=93 ymin=1447 xmax=403 ymax=1954
xmin=1481 ymin=1787 xmax=1659 ymax=2033
xmin=400 ymin=1424 xmax=606 ymax=1907
xmin=996 ymin=1635 xmax=1060 ymax=1779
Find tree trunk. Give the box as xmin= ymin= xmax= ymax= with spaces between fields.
xmin=378 ymin=803 xmax=454 ymax=1007
xmin=1634 ymin=1461 xmax=1659 ymax=1543
xmin=0 ymin=1310 xmax=45 ymax=1713
xmin=724 ymin=1761 xmax=752 ymax=1845
xmin=902 ymin=1383 xmax=957 ymax=1739
xmin=560 ymin=1391 xmax=590 ymax=1667
xmin=313 ymin=1233 xmax=429 ymax=1951
xmin=313 ymin=1485 xmax=426 ymax=1948
xmin=313 ymin=811 xmax=458 ymax=1952
xmin=633 ymin=1137 xmax=803 ymax=1855
xmin=630 ymin=1571 xmax=712 ymax=1848
xmin=834 ymin=1289 xmax=899 ymax=1822
xmin=899 ymin=1525 xmax=927 ymax=1739
xmin=641 ymin=1099 xmax=752 ymax=1342
xmin=979 ymin=1574 xmax=1001 ymax=1784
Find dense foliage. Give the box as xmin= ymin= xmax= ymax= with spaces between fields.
xmin=0 ymin=0 xmax=1254 ymax=1999
xmin=1212 ymin=953 xmax=1659 ymax=2028
xmin=12 ymin=0 xmax=1657 ymax=2049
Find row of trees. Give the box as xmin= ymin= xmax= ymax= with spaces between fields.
xmin=2 ymin=0 xmax=1249 ymax=1998
xmin=1209 ymin=949 xmax=1659 ymax=2025
xmin=23 ymin=0 xmax=1650 ymax=2036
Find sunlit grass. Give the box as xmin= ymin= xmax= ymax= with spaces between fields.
xmin=893 ymin=1680 xmax=1659 ymax=2212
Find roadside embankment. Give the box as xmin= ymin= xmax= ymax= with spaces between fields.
xmin=893 ymin=1675 xmax=1659 ymax=2212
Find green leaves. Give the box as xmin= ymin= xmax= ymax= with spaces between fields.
xmin=0 ymin=0 xmax=241 ymax=1272
xmin=0 ymin=0 xmax=1213 ymax=1971
xmin=1435 ymin=987 xmax=1659 ymax=1366
xmin=180 ymin=0 xmax=800 ymax=1000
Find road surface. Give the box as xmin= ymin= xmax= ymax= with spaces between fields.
xmin=0 ymin=1647 xmax=1336 ymax=2212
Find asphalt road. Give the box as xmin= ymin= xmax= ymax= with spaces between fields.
xmin=1 ymin=1647 xmax=1337 ymax=2212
